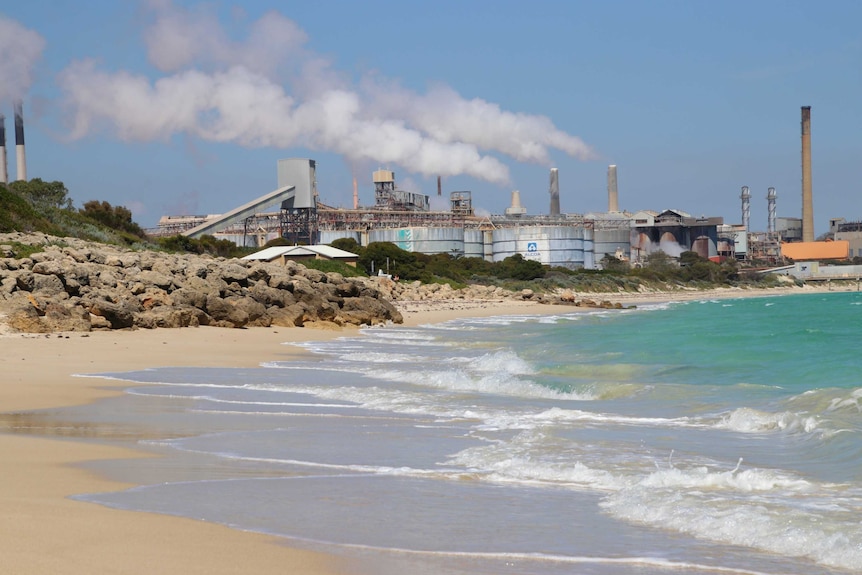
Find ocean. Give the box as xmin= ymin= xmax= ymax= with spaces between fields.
xmin=67 ymin=291 xmax=862 ymax=575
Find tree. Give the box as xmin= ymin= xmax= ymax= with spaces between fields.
xmin=601 ymin=254 xmax=629 ymax=273
xmin=678 ymin=251 xmax=703 ymax=267
xmin=358 ymin=242 xmax=420 ymax=278
xmin=493 ymin=253 xmax=545 ymax=281
xmin=330 ymin=237 xmax=363 ymax=256
xmin=9 ymin=178 xmax=73 ymax=210
xmin=79 ymin=200 xmax=146 ymax=238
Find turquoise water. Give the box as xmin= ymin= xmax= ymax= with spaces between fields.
xmin=70 ymin=291 xmax=862 ymax=574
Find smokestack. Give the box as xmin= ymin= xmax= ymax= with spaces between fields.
xmin=767 ymin=187 xmax=777 ymax=234
xmin=549 ymin=168 xmax=560 ymax=216
xmin=352 ymin=176 xmax=358 ymax=209
xmin=437 ymin=175 xmax=442 ymax=196
xmin=14 ymin=100 xmax=26 ymax=182
xmin=740 ymin=185 xmax=750 ymax=231
xmin=0 ymin=114 xmax=7 ymax=185
xmin=607 ymin=165 xmax=619 ymax=212
xmin=801 ymin=106 xmax=814 ymax=242
xmin=505 ymin=190 xmax=526 ymax=216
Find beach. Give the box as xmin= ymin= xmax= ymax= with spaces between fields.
xmin=0 ymin=283 xmax=856 ymax=574
xmin=0 ymin=299 xmax=574 ymax=574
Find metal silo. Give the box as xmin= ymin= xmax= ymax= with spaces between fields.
xmin=368 ymin=227 xmax=465 ymax=255
xmin=491 ymin=225 xmax=587 ymax=269
xmin=583 ymin=227 xmax=595 ymax=269
xmin=463 ymin=229 xmax=485 ymax=259
xmin=319 ymin=230 xmax=362 ymax=246
xmin=593 ymin=228 xmax=631 ymax=265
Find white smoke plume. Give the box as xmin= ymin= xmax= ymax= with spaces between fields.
xmin=58 ymin=0 xmax=594 ymax=186
xmin=0 ymin=16 xmax=46 ymax=104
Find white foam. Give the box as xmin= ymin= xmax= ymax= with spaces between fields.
xmin=715 ymin=407 xmax=819 ymax=434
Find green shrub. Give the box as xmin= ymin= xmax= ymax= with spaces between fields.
xmin=301 ymin=258 xmax=365 ymax=277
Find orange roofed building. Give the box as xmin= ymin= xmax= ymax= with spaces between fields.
xmin=780 ymin=240 xmax=849 ymax=261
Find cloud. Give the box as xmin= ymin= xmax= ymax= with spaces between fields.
xmin=0 ymin=16 xmax=46 ymax=104
xmin=143 ymin=0 xmax=309 ymax=79
xmin=363 ymin=81 xmax=596 ymax=164
xmin=58 ymin=0 xmax=594 ymax=187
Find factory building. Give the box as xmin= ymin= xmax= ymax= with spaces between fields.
xmin=830 ymin=219 xmax=862 ymax=259
xmin=630 ymin=210 xmax=723 ymax=262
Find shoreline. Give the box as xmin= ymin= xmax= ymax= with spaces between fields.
xmin=0 ymin=326 xmax=358 ymax=575
xmin=0 ymin=284 xmax=855 ymax=574
xmin=395 ymin=281 xmax=858 ymax=325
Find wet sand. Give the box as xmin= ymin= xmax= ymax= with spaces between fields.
xmin=0 ymin=327 xmax=357 ymax=575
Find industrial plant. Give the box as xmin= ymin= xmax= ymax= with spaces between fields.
xmin=151 ymin=108 xmax=843 ymax=271
xmin=4 ymin=99 xmax=860 ymax=272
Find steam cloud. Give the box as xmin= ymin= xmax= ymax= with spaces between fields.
xmin=56 ymin=1 xmax=595 ymax=185
xmin=0 ymin=16 xmax=46 ymax=104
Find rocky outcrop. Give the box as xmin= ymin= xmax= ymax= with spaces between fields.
xmin=373 ymin=278 xmax=524 ymax=303
xmin=370 ymin=278 xmax=628 ymax=309
xmin=0 ymin=234 xmax=402 ymax=333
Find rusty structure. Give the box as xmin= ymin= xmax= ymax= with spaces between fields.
xmin=801 ymin=106 xmax=815 ymax=242
xmin=373 ymin=169 xmax=429 ymax=211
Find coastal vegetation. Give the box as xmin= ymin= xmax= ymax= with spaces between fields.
xmin=329 ymin=237 xmax=782 ymax=294
xmin=0 ymin=180 xmax=253 ymax=258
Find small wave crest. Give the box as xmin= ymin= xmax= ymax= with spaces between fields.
xmin=715 ymin=407 xmax=819 ymax=434
xmin=602 ymin=461 xmax=862 ymax=571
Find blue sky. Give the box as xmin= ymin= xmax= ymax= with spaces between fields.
xmin=1 ymin=0 xmax=859 ymax=235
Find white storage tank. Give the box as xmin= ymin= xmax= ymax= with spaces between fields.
xmin=368 ymin=227 xmax=465 ymax=255
xmin=319 ymin=230 xmax=361 ymax=246
xmin=491 ymin=225 xmax=588 ymax=269
xmin=593 ymin=228 xmax=631 ymax=265
xmin=463 ymin=229 xmax=485 ymax=259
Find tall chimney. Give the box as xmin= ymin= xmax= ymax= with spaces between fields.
xmin=767 ymin=187 xmax=777 ymax=234
xmin=801 ymin=106 xmax=814 ymax=242
xmin=0 ymin=114 xmax=7 ymax=185
xmin=352 ymin=176 xmax=359 ymax=209
xmin=437 ymin=175 xmax=442 ymax=196
xmin=549 ymin=168 xmax=560 ymax=216
xmin=607 ymin=165 xmax=619 ymax=212
xmin=14 ymin=100 xmax=26 ymax=182
xmin=740 ymin=185 xmax=750 ymax=231
xmin=505 ymin=190 xmax=526 ymax=216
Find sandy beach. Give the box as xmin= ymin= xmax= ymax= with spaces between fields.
xmin=0 ymin=283 xmax=855 ymax=574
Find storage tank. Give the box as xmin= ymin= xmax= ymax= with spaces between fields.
xmin=491 ymin=225 xmax=588 ymax=269
xmin=368 ymin=227 xmax=465 ymax=255
xmin=463 ymin=229 xmax=485 ymax=259
xmin=319 ymin=230 xmax=361 ymax=246
xmin=583 ymin=227 xmax=595 ymax=269
xmin=593 ymin=228 xmax=631 ymax=265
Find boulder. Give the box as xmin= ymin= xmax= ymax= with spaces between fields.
xmin=134 ymin=306 xmax=209 ymax=329
xmin=86 ymin=299 xmax=137 ymax=329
